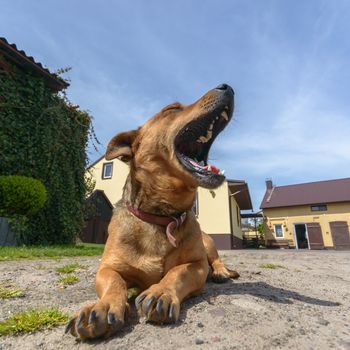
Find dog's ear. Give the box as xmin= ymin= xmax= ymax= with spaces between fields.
xmin=105 ymin=129 xmax=139 ymax=162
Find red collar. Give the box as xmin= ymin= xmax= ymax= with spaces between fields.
xmin=126 ymin=202 xmax=187 ymax=248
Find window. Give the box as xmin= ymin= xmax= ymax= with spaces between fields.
xmin=102 ymin=162 xmax=113 ymax=179
xmin=311 ymin=205 xmax=327 ymax=212
xmin=274 ymin=224 xmax=283 ymax=238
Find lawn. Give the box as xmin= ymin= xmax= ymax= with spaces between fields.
xmin=0 ymin=243 xmax=104 ymax=261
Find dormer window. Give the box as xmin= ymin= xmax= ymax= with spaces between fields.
xmin=102 ymin=162 xmax=113 ymax=179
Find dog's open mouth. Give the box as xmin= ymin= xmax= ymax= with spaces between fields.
xmin=175 ymin=103 xmax=233 ymax=188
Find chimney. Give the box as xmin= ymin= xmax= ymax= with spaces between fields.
xmin=265 ymin=178 xmax=273 ymax=190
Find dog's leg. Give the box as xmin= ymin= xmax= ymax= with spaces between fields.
xmin=65 ymin=266 xmax=128 ymax=340
xmin=135 ymin=260 xmax=208 ymax=324
xmin=202 ymin=231 xmax=240 ymax=283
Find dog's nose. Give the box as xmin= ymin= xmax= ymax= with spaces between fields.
xmin=215 ymin=83 xmax=234 ymax=95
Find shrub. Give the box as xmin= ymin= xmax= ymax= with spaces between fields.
xmin=0 ymin=175 xmax=47 ymax=217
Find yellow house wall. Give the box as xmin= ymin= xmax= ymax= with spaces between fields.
xmin=263 ymin=202 xmax=350 ymax=247
xmin=88 ymin=160 xmax=241 ymax=238
xmin=197 ymin=183 xmax=231 ymax=235
xmin=230 ymin=196 xmax=243 ymax=239
xmin=87 ymin=158 xmax=129 ymax=206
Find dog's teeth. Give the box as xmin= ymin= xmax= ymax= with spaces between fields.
xmin=224 ymin=105 xmax=229 ymax=111
xmin=197 ymin=130 xmax=213 ymax=143
xmin=207 ymin=165 xmax=212 ymax=171
xmin=209 ymin=122 xmax=214 ymax=131
xmin=216 ymin=116 xmax=219 ymax=120
xmin=220 ymin=169 xmax=225 ymax=175
xmin=221 ymin=110 xmax=229 ymax=121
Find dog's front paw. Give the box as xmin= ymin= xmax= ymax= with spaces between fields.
xmin=65 ymin=301 xmax=127 ymax=340
xmin=135 ymin=285 xmax=180 ymax=324
xmin=211 ymin=261 xmax=240 ymax=283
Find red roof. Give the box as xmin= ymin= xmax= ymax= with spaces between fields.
xmin=260 ymin=178 xmax=350 ymax=209
xmin=0 ymin=37 xmax=68 ymax=92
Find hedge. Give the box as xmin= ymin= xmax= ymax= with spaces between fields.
xmin=0 ymin=57 xmax=96 ymax=244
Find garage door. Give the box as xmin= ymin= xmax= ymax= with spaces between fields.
xmin=330 ymin=221 xmax=350 ymax=250
xmin=306 ymin=223 xmax=324 ymax=250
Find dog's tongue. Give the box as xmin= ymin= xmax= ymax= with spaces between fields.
xmin=189 ymin=160 xmax=221 ymax=174
xmin=204 ymin=165 xmax=220 ymax=174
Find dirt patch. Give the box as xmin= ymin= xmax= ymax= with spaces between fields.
xmin=1 ymin=250 xmax=349 ymax=350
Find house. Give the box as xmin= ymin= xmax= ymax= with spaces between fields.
xmin=86 ymin=156 xmax=253 ymax=249
xmin=260 ymin=178 xmax=350 ymax=250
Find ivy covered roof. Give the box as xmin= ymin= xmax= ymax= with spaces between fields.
xmin=0 ymin=37 xmax=68 ymax=92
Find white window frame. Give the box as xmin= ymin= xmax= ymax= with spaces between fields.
xmin=274 ymin=224 xmax=284 ymax=239
xmin=102 ymin=162 xmax=113 ymax=179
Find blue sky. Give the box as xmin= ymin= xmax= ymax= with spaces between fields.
xmin=2 ymin=0 xmax=350 ymax=211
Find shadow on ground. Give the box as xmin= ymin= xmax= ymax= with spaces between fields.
xmin=77 ymin=280 xmax=340 ymax=345
xmin=202 ymin=280 xmax=341 ymax=306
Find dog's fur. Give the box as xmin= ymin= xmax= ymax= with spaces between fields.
xmin=66 ymin=85 xmax=239 ymax=340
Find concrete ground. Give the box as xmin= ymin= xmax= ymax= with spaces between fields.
xmin=0 ymin=250 xmax=349 ymax=350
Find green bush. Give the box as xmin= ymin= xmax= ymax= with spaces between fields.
xmin=0 ymin=175 xmax=47 ymax=217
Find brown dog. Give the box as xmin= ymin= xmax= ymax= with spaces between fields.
xmin=66 ymin=83 xmax=239 ymax=340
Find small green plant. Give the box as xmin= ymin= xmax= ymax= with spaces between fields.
xmin=127 ymin=287 xmax=141 ymax=300
xmin=0 ymin=175 xmax=47 ymax=217
xmin=0 ymin=308 xmax=68 ymax=336
xmin=58 ymin=275 xmax=79 ymax=285
xmin=259 ymin=263 xmax=286 ymax=269
xmin=0 ymin=283 xmax=24 ymax=299
xmin=55 ymin=263 xmax=87 ymax=274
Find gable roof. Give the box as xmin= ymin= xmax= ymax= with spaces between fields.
xmin=228 ymin=179 xmax=253 ymax=210
xmin=87 ymin=155 xmax=105 ymax=169
xmin=0 ymin=37 xmax=68 ymax=92
xmin=260 ymin=177 xmax=350 ymax=209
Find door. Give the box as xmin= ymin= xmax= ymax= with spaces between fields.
xmin=306 ymin=223 xmax=324 ymax=250
xmin=330 ymin=221 xmax=350 ymax=250
xmin=294 ymin=224 xmax=309 ymax=249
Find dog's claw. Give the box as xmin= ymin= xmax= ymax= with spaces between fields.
xmin=64 ymin=318 xmax=74 ymax=334
xmin=142 ymin=295 xmax=156 ymax=315
xmin=169 ymin=303 xmax=176 ymax=321
xmin=107 ymin=313 xmax=115 ymax=325
xmin=76 ymin=312 xmax=84 ymax=327
xmin=88 ymin=310 xmax=97 ymax=324
xmin=135 ymin=294 xmax=146 ymax=308
xmin=156 ymin=298 xmax=164 ymax=315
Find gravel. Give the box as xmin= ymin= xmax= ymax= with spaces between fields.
xmin=1 ymin=250 xmax=350 ymax=350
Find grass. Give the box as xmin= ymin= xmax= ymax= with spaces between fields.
xmin=127 ymin=287 xmax=141 ymax=300
xmin=58 ymin=275 xmax=80 ymax=285
xmin=259 ymin=263 xmax=286 ymax=269
xmin=55 ymin=263 xmax=87 ymax=274
xmin=0 ymin=284 xmax=24 ymax=299
xmin=0 ymin=243 xmax=104 ymax=262
xmin=0 ymin=308 xmax=68 ymax=336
